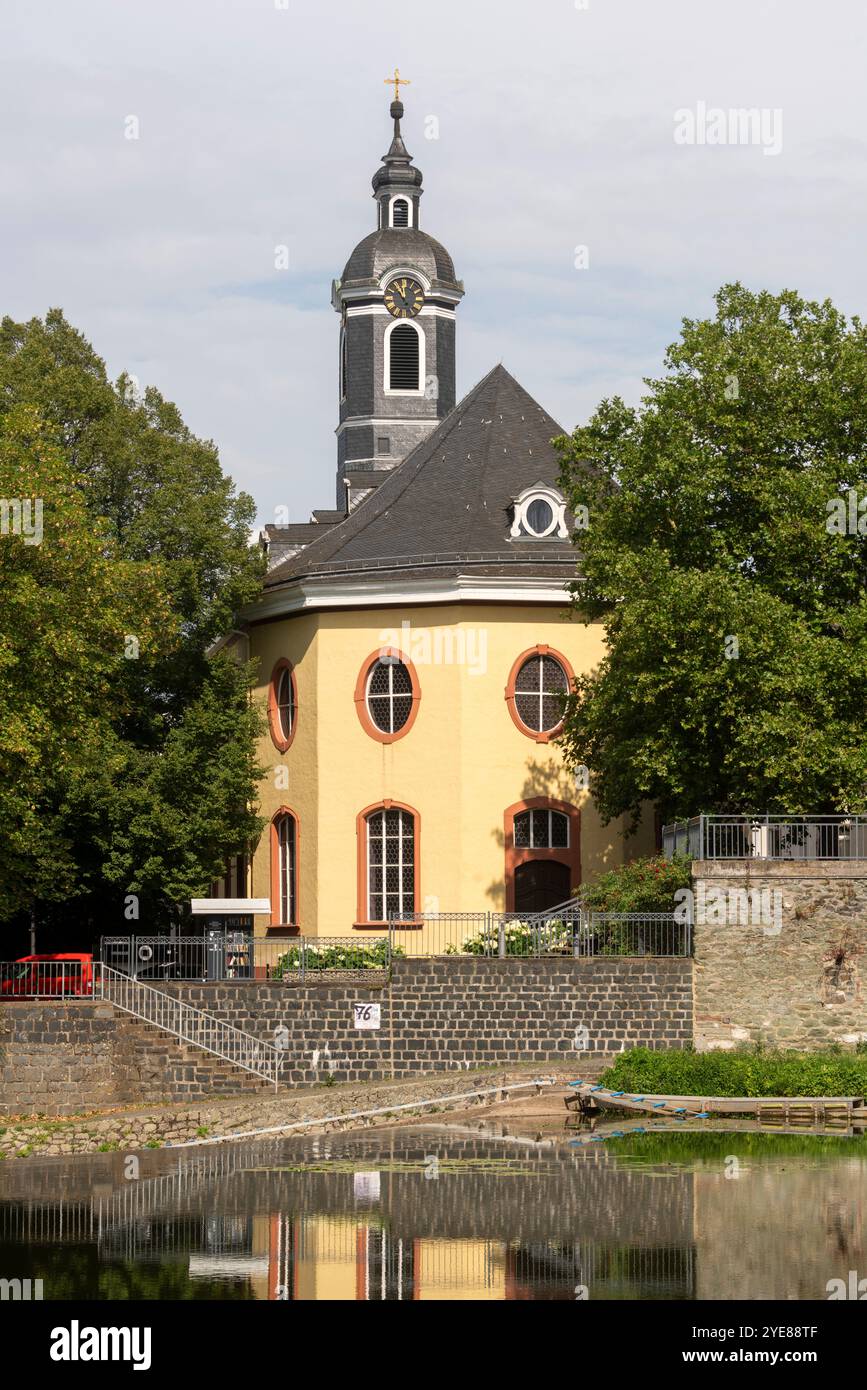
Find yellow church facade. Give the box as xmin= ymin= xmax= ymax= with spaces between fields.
xmin=241 ymin=596 xmax=653 ymax=941
xmin=229 ymin=94 xmax=653 ymax=944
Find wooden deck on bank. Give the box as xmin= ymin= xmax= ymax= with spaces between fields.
xmin=565 ymin=1081 xmax=867 ymax=1125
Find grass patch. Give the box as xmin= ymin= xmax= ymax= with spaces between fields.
xmin=599 ymin=1046 xmax=867 ymax=1098
xmin=607 ymin=1130 xmax=867 ymax=1164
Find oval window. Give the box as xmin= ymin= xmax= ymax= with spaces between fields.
xmin=367 ymin=657 xmax=413 ymax=734
xmin=525 ymin=497 xmax=555 ymax=536
xmin=514 ymin=654 xmax=569 ymax=734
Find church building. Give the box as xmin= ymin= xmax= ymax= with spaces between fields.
xmin=229 ymin=87 xmax=654 ymax=942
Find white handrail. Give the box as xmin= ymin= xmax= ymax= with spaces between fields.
xmin=97 ymin=963 xmax=283 ymax=1090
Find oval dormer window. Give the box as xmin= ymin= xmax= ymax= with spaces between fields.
xmin=510 ymin=485 xmax=569 ymax=541
xmin=526 ymin=497 xmax=554 ymax=536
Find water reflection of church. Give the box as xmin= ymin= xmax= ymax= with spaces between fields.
xmin=0 ymin=1133 xmax=701 ymax=1301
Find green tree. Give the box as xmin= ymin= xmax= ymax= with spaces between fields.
xmin=555 ymin=283 xmax=867 ymax=822
xmin=0 ymin=406 xmax=175 ymax=920
xmin=96 ymin=656 xmax=265 ymax=925
xmin=0 ymin=311 xmax=266 ymax=933
xmin=0 ymin=309 xmax=263 ymax=724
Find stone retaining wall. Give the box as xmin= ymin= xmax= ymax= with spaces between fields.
xmin=0 ymin=956 xmax=692 ymax=1115
xmin=151 ymin=956 xmax=692 ymax=1086
xmin=693 ymin=860 xmax=867 ymax=1050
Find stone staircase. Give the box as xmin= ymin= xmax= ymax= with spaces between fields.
xmin=112 ymin=1013 xmax=276 ymax=1103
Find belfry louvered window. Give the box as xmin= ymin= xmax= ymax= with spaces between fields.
xmin=514 ymin=655 xmax=569 ymax=733
xmin=340 ymin=329 xmax=347 ymax=399
xmin=366 ymin=657 xmax=413 ymax=733
xmin=388 ymin=323 xmax=421 ymax=391
xmin=391 ymin=198 xmax=410 ymax=227
xmin=367 ymin=807 xmax=414 ymax=921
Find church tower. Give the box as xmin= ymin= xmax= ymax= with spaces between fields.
xmin=331 ymin=78 xmax=464 ymax=510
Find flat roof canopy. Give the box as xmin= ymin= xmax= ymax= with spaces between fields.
xmin=190 ymin=898 xmax=271 ymax=915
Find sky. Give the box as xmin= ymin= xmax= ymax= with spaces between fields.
xmin=2 ymin=0 xmax=866 ymax=528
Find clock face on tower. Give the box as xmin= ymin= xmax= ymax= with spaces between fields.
xmin=384 ymin=277 xmax=425 ymax=318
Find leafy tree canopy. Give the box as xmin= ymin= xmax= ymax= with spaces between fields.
xmin=0 ymin=311 xmax=266 ymax=932
xmin=0 ymin=308 xmax=263 ymax=722
xmin=556 ymin=283 xmax=867 ymax=822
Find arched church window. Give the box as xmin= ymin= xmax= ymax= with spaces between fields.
xmin=270 ymin=809 xmax=298 ymax=927
xmin=387 ymin=322 xmax=422 ymax=392
xmin=504 ymin=798 xmax=581 ymax=913
xmin=354 ymin=649 xmax=421 ymax=743
xmin=363 ymin=805 xmax=417 ymax=923
xmin=391 ymin=198 xmax=410 ymax=227
xmin=505 ymin=646 xmax=574 ymax=741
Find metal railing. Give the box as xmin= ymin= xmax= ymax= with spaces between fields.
xmin=389 ymin=909 xmax=690 ymax=959
xmin=387 ymin=913 xmax=489 ymax=959
xmin=585 ymin=912 xmax=691 ymax=957
xmin=0 ymin=959 xmax=94 ymax=999
xmin=100 ymin=934 xmax=391 ymax=982
xmin=662 ymin=814 xmax=867 ymax=861
xmin=102 ymin=934 xmax=257 ymax=982
xmin=90 ymin=907 xmax=692 ymax=986
xmin=97 ymin=964 xmax=284 ymax=1089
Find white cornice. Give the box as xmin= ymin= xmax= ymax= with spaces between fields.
xmin=242 ymin=573 xmax=574 ymax=623
xmin=346 ymin=304 xmax=454 ymax=320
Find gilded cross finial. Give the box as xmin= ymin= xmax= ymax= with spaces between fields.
xmin=384 ymin=68 xmax=411 ymax=103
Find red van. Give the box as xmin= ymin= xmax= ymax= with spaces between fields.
xmin=0 ymin=953 xmax=95 ymax=998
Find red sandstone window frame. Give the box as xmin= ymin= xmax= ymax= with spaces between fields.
xmin=354 ymin=647 xmax=421 ymax=745
xmin=503 ymin=797 xmax=581 ymax=912
xmin=504 ymin=644 xmax=575 ymax=744
xmin=355 ymin=799 xmax=421 ymax=928
xmin=267 ymin=659 xmax=298 ymax=754
xmin=269 ymin=807 xmax=300 ymax=930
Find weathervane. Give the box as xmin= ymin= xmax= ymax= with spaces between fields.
xmin=384 ymin=68 xmax=411 ymax=103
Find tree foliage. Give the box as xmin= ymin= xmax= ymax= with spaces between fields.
xmin=556 ymin=283 xmax=867 ymax=822
xmin=0 ymin=406 xmax=174 ymax=919
xmin=0 ymin=310 xmax=266 ymax=932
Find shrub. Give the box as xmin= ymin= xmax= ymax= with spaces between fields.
xmin=457 ymin=919 xmax=574 ymax=956
xmin=599 ymin=1045 xmax=867 ymax=1098
xmin=271 ymin=939 xmax=398 ymax=977
xmin=582 ymin=855 xmax=692 ymax=914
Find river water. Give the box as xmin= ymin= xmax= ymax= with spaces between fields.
xmin=1 ymin=1123 xmax=865 ymax=1300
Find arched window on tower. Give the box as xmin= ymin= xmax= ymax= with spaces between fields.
xmin=386 ymin=321 xmax=422 ymax=393
xmin=391 ymin=197 xmax=410 ymax=228
xmin=340 ymin=327 xmax=347 ymax=400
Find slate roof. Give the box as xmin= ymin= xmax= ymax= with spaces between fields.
xmin=341 ymin=228 xmax=458 ymax=289
xmin=263 ymin=365 xmax=579 ymax=591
